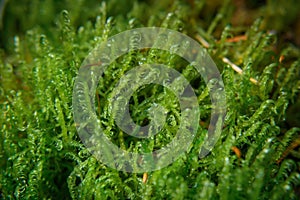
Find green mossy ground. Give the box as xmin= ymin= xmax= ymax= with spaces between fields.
xmin=0 ymin=0 xmax=300 ymax=199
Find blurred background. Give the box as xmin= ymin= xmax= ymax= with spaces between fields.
xmin=1 ymin=0 xmax=300 ymax=52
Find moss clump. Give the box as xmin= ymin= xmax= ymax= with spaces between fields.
xmin=1 ymin=0 xmax=300 ymax=199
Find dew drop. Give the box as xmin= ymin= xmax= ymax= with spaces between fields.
xmin=55 ymin=139 xmax=63 ymax=151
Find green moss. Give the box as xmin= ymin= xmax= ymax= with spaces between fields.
xmin=1 ymin=0 xmax=300 ymax=199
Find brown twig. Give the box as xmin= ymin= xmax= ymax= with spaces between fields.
xmin=276 ymin=138 xmax=300 ymax=165
xmin=195 ymin=34 xmax=210 ymax=48
xmin=195 ymin=34 xmax=259 ymax=85
xmin=222 ymin=57 xmax=259 ymax=85
xmin=225 ymin=35 xmax=247 ymax=43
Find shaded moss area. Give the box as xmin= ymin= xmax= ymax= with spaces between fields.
xmin=0 ymin=0 xmax=300 ymax=199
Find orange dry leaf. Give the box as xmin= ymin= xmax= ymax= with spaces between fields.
xmin=143 ymin=173 xmax=148 ymax=184
xmin=231 ymin=146 xmax=241 ymax=158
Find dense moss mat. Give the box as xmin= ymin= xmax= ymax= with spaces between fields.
xmin=1 ymin=0 xmax=300 ymax=199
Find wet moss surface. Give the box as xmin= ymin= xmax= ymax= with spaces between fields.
xmin=0 ymin=0 xmax=300 ymax=199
